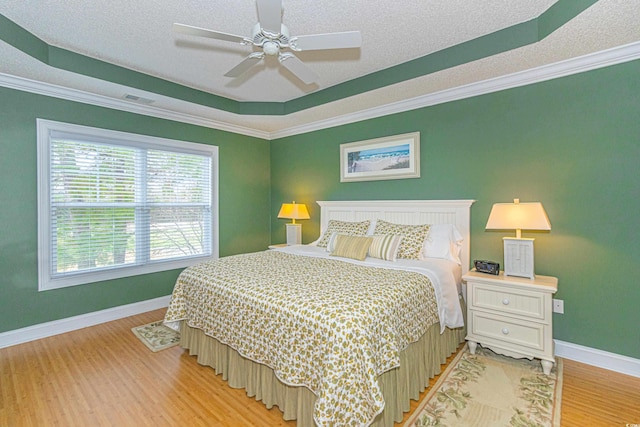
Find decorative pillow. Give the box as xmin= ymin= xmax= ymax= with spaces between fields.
xmin=326 ymin=232 xmax=340 ymax=252
xmin=330 ymin=234 xmax=373 ymax=261
xmin=373 ymin=220 xmax=431 ymax=260
xmin=316 ymin=219 xmax=371 ymax=248
xmin=422 ymin=223 xmax=464 ymax=264
xmin=368 ymin=234 xmax=403 ymax=261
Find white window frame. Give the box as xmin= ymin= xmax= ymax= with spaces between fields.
xmin=37 ymin=119 xmax=219 ymax=291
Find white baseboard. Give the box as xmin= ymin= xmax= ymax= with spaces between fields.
xmin=555 ymin=339 xmax=640 ymax=378
xmin=0 ymin=295 xmax=171 ymax=349
xmin=2 ymin=301 xmax=639 ymax=379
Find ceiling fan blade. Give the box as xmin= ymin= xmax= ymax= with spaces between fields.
xmin=290 ymin=31 xmax=362 ymax=51
xmin=224 ymin=53 xmax=264 ymax=78
xmin=257 ymin=0 xmax=282 ymax=34
xmin=173 ymin=23 xmax=248 ymax=44
xmin=279 ymin=53 xmax=319 ymax=84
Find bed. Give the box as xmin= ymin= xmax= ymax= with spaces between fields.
xmin=164 ymin=199 xmax=475 ymax=426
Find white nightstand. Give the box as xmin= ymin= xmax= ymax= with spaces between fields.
xmin=268 ymin=243 xmax=288 ymax=249
xmin=463 ymin=269 xmax=558 ymax=375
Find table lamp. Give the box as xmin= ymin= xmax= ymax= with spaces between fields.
xmin=277 ymin=201 xmax=310 ymax=245
xmin=485 ymin=198 xmax=551 ymax=279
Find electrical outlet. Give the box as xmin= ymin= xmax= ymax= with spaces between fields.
xmin=553 ymin=299 xmax=564 ymax=314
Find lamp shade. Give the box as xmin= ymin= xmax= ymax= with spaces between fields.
xmin=485 ymin=199 xmax=551 ymax=237
xmin=277 ymin=202 xmax=310 ymax=222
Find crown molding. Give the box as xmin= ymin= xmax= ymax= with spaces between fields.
xmin=1 ymin=41 xmax=639 ymax=140
xmin=270 ymin=41 xmax=640 ymax=139
xmin=0 ymin=2 xmax=598 ymax=117
xmin=0 ymin=72 xmax=270 ymax=140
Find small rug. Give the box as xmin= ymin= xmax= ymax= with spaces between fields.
xmin=131 ymin=321 xmax=180 ymax=352
xmin=404 ymin=344 xmax=563 ymax=427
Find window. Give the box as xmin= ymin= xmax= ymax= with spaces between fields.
xmin=37 ymin=119 xmax=218 ymax=291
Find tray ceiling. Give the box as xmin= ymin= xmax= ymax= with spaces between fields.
xmin=1 ymin=0 xmax=639 ymax=137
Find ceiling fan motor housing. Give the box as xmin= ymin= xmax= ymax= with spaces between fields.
xmin=252 ymin=22 xmax=290 ymax=51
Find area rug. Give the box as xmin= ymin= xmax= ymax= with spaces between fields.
xmin=131 ymin=321 xmax=180 ymax=352
xmin=404 ymin=344 xmax=563 ymax=427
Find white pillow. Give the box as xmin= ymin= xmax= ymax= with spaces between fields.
xmin=365 ymin=219 xmax=377 ymax=235
xmin=422 ymin=224 xmax=463 ymax=265
xmin=326 ymin=232 xmax=339 ymax=252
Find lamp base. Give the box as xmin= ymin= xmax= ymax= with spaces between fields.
xmin=503 ymin=237 xmax=535 ymax=279
xmin=285 ymin=223 xmax=302 ymax=245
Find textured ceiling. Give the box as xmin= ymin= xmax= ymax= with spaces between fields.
xmin=1 ymin=0 xmax=639 ymax=137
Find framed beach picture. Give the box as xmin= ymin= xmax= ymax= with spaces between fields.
xmin=340 ymin=132 xmax=420 ymax=182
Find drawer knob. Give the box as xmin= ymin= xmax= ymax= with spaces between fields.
xmin=502 ymin=328 xmax=509 ymax=335
xmin=502 ymin=298 xmax=510 ymax=305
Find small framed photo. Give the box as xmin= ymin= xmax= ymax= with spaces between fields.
xmin=340 ymin=132 xmax=420 ymax=182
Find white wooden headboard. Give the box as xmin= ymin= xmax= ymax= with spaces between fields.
xmin=317 ymin=200 xmax=476 ymax=274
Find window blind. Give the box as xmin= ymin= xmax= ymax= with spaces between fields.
xmin=38 ymin=119 xmax=217 ymax=290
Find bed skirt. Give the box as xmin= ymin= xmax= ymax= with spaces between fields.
xmin=179 ymin=320 xmax=466 ymax=426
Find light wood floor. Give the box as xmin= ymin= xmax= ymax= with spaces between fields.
xmin=1 ymin=309 xmax=639 ymax=426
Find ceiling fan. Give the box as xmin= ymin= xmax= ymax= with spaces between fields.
xmin=173 ymin=0 xmax=362 ymax=84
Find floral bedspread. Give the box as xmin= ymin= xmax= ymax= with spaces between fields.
xmin=164 ymin=250 xmax=439 ymax=426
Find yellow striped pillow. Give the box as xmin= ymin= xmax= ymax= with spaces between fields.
xmin=368 ymin=234 xmax=403 ymax=261
xmin=330 ymin=234 xmax=373 ymax=261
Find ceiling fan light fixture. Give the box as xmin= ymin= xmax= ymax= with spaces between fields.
xmin=263 ymin=41 xmax=280 ymax=56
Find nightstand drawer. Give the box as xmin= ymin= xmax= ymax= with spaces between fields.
xmin=469 ymin=311 xmax=545 ymax=352
xmin=470 ymin=283 xmax=547 ymax=321
xmin=463 ymin=270 xmax=557 ymax=374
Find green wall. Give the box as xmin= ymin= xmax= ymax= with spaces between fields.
xmin=0 ymin=87 xmax=271 ymax=333
xmin=270 ymin=60 xmax=640 ymax=359
xmin=2 ymin=59 xmax=638 ymax=361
